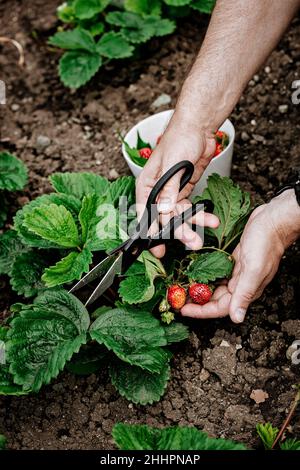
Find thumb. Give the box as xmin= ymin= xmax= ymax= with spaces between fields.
xmin=229 ymin=267 xmax=261 ymax=323
xmin=157 ymin=169 xmax=182 ymax=214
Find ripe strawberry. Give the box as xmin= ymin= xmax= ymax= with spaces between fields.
xmin=214 ymin=143 xmax=223 ymax=157
xmin=189 ymin=283 xmax=212 ymax=305
xmin=215 ymin=130 xmax=225 ymax=143
xmin=167 ymin=285 xmax=186 ymax=310
xmin=139 ymin=147 xmax=152 ymax=159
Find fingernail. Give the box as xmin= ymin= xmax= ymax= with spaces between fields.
xmin=158 ymin=197 xmax=172 ymax=213
xmin=234 ymin=308 xmax=246 ymax=323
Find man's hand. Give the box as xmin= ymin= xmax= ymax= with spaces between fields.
xmin=136 ymin=118 xmax=217 ymax=258
xmin=181 ymin=190 xmax=300 ymax=323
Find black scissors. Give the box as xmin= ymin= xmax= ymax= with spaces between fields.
xmin=69 ymin=161 xmax=214 ymax=306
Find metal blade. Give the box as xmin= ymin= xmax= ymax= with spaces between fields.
xmin=85 ymin=252 xmax=123 ymax=306
xmin=69 ymin=253 xmax=120 ymax=294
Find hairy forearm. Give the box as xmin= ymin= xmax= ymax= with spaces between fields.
xmin=173 ymin=0 xmax=300 ymax=133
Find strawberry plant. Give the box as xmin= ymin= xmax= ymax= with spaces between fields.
xmin=0 ymin=152 xmax=28 ymax=227
xmin=0 ymin=163 xmax=252 ymax=405
xmin=0 ymin=434 xmax=6 ymax=450
xmin=49 ymin=0 xmax=216 ymax=88
xmin=112 ymin=423 xmax=247 ymax=450
xmin=123 ymin=128 xmax=230 ymax=168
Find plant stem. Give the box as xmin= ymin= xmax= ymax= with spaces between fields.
xmin=201 ymin=246 xmax=231 ymax=257
xmin=222 ymin=230 xmax=244 ymax=252
xmin=272 ymin=386 xmax=300 ymax=449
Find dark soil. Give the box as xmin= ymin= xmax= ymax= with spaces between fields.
xmin=1 ymin=0 xmax=300 ymax=450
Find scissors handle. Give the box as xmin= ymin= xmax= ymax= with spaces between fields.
xmin=148 ymin=199 xmax=214 ymax=248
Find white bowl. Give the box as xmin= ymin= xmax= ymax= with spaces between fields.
xmin=122 ymin=109 xmax=235 ymax=196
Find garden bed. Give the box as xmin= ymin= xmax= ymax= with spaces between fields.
xmin=0 ymin=0 xmax=300 ymax=450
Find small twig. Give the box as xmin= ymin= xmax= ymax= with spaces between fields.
xmin=0 ymin=36 xmax=25 ymax=66
xmin=201 ymin=246 xmax=231 ymax=257
xmin=272 ymin=386 xmax=300 ymax=449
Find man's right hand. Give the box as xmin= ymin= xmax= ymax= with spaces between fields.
xmin=136 ymin=115 xmax=217 ymax=258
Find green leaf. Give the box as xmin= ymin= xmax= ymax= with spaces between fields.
xmin=164 ymin=322 xmax=189 ymax=344
xmin=157 ymin=427 xmax=247 ymax=450
xmin=42 ymin=248 xmax=92 ymax=287
xmin=0 ymin=152 xmax=28 ymax=191
xmin=50 ymin=171 xmax=110 ymax=199
xmin=74 ymin=0 xmax=110 ymax=19
xmin=0 ymin=195 xmax=7 ymax=228
xmin=124 ymin=141 xmax=147 ymax=167
xmin=10 ymin=252 xmax=47 ymax=297
xmin=0 ymin=327 xmax=27 ymax=396
xmin=186 ymin=250 xmax=233 ymax=283
xmin=280 ymin=438 xmax=300 ymax=450
xmin=66 ymin=343 xmax=109 ymax=375
xmin=125 ymin=0 xmax=162 ymax=17
xmin=57 ymin=2 xmax=76 ymax=23
xmin=79 ymin=194 xmax=102 ymax=244
xmin=144 ymin=17 xmax=176 ymax=37
xmin=108 ymin=176 xmax=135 ymax=208
xmin=96 ymin=32 xmax=134 ymax=59
xmin=14 ymin=193 xmax=81 ymax=248
xmin=196 ymin=174 xmax=252 ymax=248
xmin=90 ymin=307 xmax=168 ymax=372
xmin=113 ymin=423 xmax=159 ymax=450
xmin=49 ymin=28 xmax=96 ymax=52
xmin=256 ymin=423 xmax=279 ymax=450
xmin=23 ymin=203 xmax=80 ymax=248
xmin=163 ymin=0 xmax=191 ymax=6
xmin=109 ymin=360 xmax=170 ymax=405
xmin=0 ymin=230 xmax=27 ymax=275
xmin=190 ymin=0 xmax=216 ymax=14
xmin=59 ymin=50 xmax=102 ymax=88
xmin=0 ymin=434 xmax=6 ymax=449
xmin=136 ymin=130 xmax=151 ymax=149
xmin=7 ymin=290 xmax=90 ymax=392
xmin=106 ymin=11 xmax=154 ymax=44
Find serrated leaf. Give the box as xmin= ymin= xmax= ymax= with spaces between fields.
xmin=108 ymin=176 xmax=135 ymax=208
xmin=0 ymin=327 xmax=27 ymax=395
xmin=124 ymin=0 xmax=162 ymax=17
xmin=0 ymin=195 xmax=7 ymax=228
xmin=74 ymin=0 xmax=110 ymax=19
xmin=14 ymin=193 xmax=81 ymax=249
xmin=0 ymin=230 xmax=27 ymax=275
xmin=42 ymin=248 xmax=92 ymax=287
xmin=23 ymin=203 xmax=80 ymax=248
xmin=109 ymin=360 xmax=170 ymax=405
xmin=50 ymin=172 xmax=110 ymax=199
xmin=0 ymin=152 xmax=28 ymax=191
xmin=190 ymin=0 xmax=216 ymax=14
xmin=164 ymin=322 xmax=189 ymax=344
xmin=66 ymin=343 xmax=109 ymax=375
xmin=59 ymin=50 xmax=102 ymax=88
xmin=7 ymin=290 xmax=90 ymax=392
xmin=49 ymin=28 xmax=96 ymax=52
xmin=186 ymin=250 xmax=233 ymax=283
xmin=157 ymin=426 xmax=247 ymax=450
xmin=144 ymin=17 xmax=176 ymax=37
xmin=96 ymin=32 xmax=134 ymax=59
xmin=280 ymin=438 xmax=300 ymax=450
xmin=113 ymin=423 xmax=159 ymax=450
xmin=256 ymin=423 xmax=279 ymax=450
xmin=106 ymin=11 xmax=154 ymax=44
xmin=163 ymin=0 xmax=191 ymax=6
xmin=10 ymin=251 xmax=47 ymax=297
xmin=90 ymin=307 xmax=168 ymax=372
xmin=79 ymin=194 xmax=102 ymax=244
xmin=196 ymin=174 xmax=252 ymax=248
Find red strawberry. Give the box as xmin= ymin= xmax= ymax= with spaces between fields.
xmin=139 ymin=147 xmax=152 ymax=159
xmin=214 ymin=143 xmax=223 ymax=157
xmin=167 ymin=285 xmax=186 ymax=310
xmin=215 ymin=130 xmax=225 ymax=143
xmin=189 ymin=283 xmax=212 ymax=305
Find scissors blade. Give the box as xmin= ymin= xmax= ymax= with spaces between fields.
xmin=85 ymin=252 xmax=123 ymax=306
xmin=69 ymin=252 xmax=121 ymax=294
